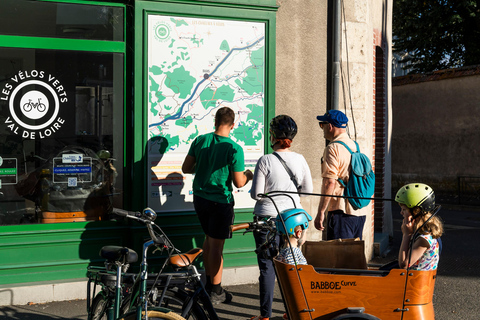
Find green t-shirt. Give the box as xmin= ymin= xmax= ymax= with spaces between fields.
xmin=188 ymin=132 xmax=245 ymax=203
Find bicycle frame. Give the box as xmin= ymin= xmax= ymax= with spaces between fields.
xmin=133 ymin=239 xmax=155 ymax=320
xmin=87 ymin=208 xmax=174 ymax=320
xmin=87 ymin=207 xmax=219 ymax=320
xmin=154 ymin=253 xmax=219 ymax=320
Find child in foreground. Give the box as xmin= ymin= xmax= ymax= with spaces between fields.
xmin=275 ymin=208 xmax=311 ymax=266
xmin=395 ymin=183 xmax=444 ymax=270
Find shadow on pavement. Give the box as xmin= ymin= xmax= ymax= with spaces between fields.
xmin=0 ymin=300 xmax=86 ymax=320
xmin=213 ymin=283 xmax=286 ymax=320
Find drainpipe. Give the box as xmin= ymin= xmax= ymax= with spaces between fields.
xmin=331 ymin=0 xmax=341 ymax=110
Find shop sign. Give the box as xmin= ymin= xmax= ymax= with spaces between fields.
xmin=0 ymin=157 xmax=18 ymax=185
xmin=52 ymin=157 xmax=92 ymax=183
xmin=62 ymin=154 xmax=84 ymax=164
xmin=1 ymin=70 xmax=68 ymax=140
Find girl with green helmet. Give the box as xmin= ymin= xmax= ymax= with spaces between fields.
xmin=395 ymin=183 xmax=444 ymax=270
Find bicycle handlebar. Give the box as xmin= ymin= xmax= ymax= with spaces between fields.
xmin=231 ymin=219 xmax=275 ymax=233
xmin=231 ymin=223 xmax=250 ymax=232
xmin=112 ymin=207 xmax=165 ymax=246
xmin=112 ymin=208 xmax=142 ymax=219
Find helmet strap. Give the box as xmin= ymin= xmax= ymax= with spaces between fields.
xmin=410 ymin=207 xmax=424 ymax=220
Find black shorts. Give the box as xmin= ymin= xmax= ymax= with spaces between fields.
xmin=194 ymin=195 xmax=234 ymax=239
xmin=326 ymin=210 xmax=366 ymax=240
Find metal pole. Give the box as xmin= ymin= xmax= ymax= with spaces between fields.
xmin=331 ymin=0 xmax=341 ymax=110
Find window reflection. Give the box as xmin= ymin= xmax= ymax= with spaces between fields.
xmin=0 ymin=48 xmax=123 ymax=225
xmin=0 ymin=0 xmax=124 ymax=41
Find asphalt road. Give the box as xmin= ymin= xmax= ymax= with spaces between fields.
xmin=1 ymin=206 xmax=479 ymax=320
xmin=428 ymin=206 xmax=480 ymax=319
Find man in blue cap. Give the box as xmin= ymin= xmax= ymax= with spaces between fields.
xmin=313 ymin=110 xmax=366 ymax=240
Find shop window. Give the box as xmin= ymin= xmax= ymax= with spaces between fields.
xmin=0 ymin=48 xmax=124 ymax=225
xmin=0 ymin=0 xmax=123 ymax=41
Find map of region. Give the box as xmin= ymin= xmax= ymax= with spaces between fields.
xmin=148 ymin=15 xmax=265 ymax=155
xmin=147 ymin=15 xmax=265 ymax=211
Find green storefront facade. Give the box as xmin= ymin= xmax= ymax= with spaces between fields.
xmin=0 ymin=0 xmax=277 ymax=287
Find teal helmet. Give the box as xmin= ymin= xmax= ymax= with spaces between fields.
xmin=395 ymin=183 xmax=435 ymax=213
xmin=275 ymin=208 xmax=312 ymax=236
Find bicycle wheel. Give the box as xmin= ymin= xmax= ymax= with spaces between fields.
xmin=157 ymin=290 xmax=208 ymax=320
xmin=23 ymin=102 xmax=32 ymax=112
xmin=90 ymin=293 xmax=109 ymax=320
xmin=37 ymin=103 xmax=46 ymax=112
xmin=121 ymin=310 xmax=186 ymax=320
xmin=91 ymin=292 xmax=130 ymax=320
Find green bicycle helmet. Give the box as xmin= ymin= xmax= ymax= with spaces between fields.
xmin=395 ymin=183 xmax=435 ymax=213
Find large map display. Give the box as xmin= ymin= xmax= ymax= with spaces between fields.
xmin=147 ymin=14 xmax=265 ymax=212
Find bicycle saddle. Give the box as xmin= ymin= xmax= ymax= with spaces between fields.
xmin=100 ymin=245 xmax=138 ymax=264
xmin=169 ymin=248 xmax=203 ymax=268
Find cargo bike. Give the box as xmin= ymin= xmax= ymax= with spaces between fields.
xmin=233 ymin=191 xmax=441 ymax=320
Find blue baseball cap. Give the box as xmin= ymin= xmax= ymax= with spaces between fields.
xmin=316 ymin=110 xmax=348 ymax=128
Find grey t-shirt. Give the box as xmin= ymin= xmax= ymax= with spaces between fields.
xmin=250 ymin=151 xmax=313 ymax=218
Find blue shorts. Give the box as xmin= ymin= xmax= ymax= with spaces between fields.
xmin=194 ymin=195 xmax=234 ymax=240
xmin=326 ymin=210 xmax=366 ymax=240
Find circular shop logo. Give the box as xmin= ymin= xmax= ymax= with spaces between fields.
xmin=9 ymin=80 xmax=59 ymax=130
xmin=154 ymin=22 xmax=172 ymax=42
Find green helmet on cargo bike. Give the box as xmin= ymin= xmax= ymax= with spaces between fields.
xmin=395 ymin=183 xmax=435 ymax=214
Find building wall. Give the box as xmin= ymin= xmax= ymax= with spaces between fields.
xmin=392 ymin=70 xmax=480 ymax=200
xmin=275 ymin=0 xmax=327 ymax=229
xmin=274 ymin=0 xmax=393 ymax=259
xmin=0 ymin=0 xmax=392 ymax=300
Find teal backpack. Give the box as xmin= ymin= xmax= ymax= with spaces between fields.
xmin=330 ymin=140 xmax=375 ymax=210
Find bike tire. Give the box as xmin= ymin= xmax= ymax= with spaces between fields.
xmin=121 ymin=310 xmax=186 ymax=320
xmin=157 ymin=290 xmax=208 ymax=320
xmin=90 ymin=293 xmax=109 ymax=320
xmin=91 ymin=291 xmax=130 ymax=320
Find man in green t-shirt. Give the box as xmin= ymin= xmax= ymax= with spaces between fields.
xmin=182 ymin=107 xmax=253 ymax=304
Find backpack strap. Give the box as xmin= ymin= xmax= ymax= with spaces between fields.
xmin=329 ymin=140 xmax=360 ymax=154
xmin=328 ymin=140 xmax=360 ymax=189
xmin=272 ymin=152 xmax=301 ymax=190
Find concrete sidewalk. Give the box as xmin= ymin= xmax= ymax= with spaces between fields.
xmin=0 ymin=283 xmax=286 ymax=320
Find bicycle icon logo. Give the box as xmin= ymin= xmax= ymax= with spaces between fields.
xmin=23 ymin=98 xmax=46 ymax=113
xmin=8 ymin=79 xmax=61 ymax=134
xmin=154 ymin=21 xmax=172 ymax=42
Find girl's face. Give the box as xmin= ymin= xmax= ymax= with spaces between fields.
xmin=399 ymin=204 xmax=413 ymax=220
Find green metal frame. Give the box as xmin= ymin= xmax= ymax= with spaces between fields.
xmin=0 ymin=35 xmax=125 ymax=52
xmin=132 ymin=0 xmax=277 ymax=268
xmin=0 ymin=0 xmax=128 ymax=285
xmin=0 ymin=0 xmax=278 ymax=286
